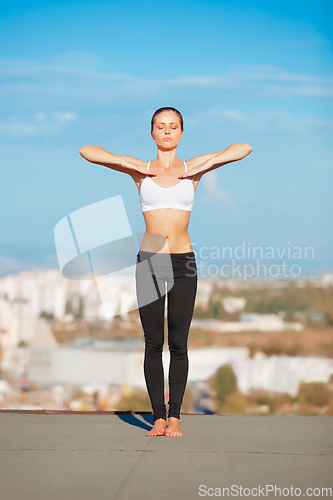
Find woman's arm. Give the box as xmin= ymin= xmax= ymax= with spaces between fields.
xmin=79 ymin=146 xmax=154 ymax=176
xmin=180 ymin=143 xmax=253 ymax=179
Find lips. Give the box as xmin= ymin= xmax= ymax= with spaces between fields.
xmin=163 ymin=138 xmax=172 ymax=141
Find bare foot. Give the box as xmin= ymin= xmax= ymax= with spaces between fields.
xmin=146 ymin=418 xmax=166 ymax=436
xmin=165 ymin=417 xmax=183 ymax=437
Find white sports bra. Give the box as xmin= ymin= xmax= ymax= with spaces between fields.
xmin=139 ymin=161 xmax=195 ymax=213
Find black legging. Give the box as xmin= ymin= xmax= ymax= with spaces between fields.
xmin=135 ymin=250 xmax=198 ymax=421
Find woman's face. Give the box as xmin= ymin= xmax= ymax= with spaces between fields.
xmin=151 ymin=110 xmax=184 ymax=148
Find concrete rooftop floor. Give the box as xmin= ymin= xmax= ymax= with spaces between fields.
xmin=0 ymin=411 xmax=332 ymax=500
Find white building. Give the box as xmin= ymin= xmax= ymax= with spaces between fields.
xmin=28 ymin=341 xmax=249 ymax=388
xmin=191 ymin=313 xmax=303 ymax=332
xmin=27 ymin=341 xmax=333 ymax=397
xmin=232 ymin=354 xmax=333 ymax=396
xmin=222 ymin=296 xmax=246 ymax=313
xmin=322 ymin=273 xmax=333 ymax=289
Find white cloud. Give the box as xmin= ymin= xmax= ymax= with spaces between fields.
xmin=0 ymin=111 xmax=77 ymax=136
xmin=201 ymin=170 xmax=233 ymax=205
xmin=187 ymin=108 xmax=333 ymax=134
xmin=0 ymin=55 xmax=331 ymax=139
xmin=318 ymin=159 xmax=333 ymax=168
xmin=0 ymin=120 xmax=37 ymax=136
xmin=49 ymin=50 xmax=105 ymax=68
xmin=0 ymin=57 xmax=332 ymax=100
xmin=0 ymin=255 xmax=28 ymax=274
xmin=54 ymin=112 xmax=76 ymax=122
xmin=36 ymin=111 xmax=47 ymax=121
xmin=272 ymin=201 xmax=286 ymax=212
xmin=186 ymin=109 xmax=250 ymax=127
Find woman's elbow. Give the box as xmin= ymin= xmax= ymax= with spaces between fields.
xmin=79 ymin=146 xmax=88 ymax=157
xmin=79 ymin=146 xmax=94 ymax=161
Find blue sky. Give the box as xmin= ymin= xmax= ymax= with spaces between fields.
xmin=1 ymin=0 xmax=332 ymax=277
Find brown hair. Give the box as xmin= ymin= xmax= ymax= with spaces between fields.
xmin=151 ymin=107 xmax=184 ymax=132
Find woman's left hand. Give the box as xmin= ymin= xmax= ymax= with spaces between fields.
xmin=178 ymin=166 xmax=201 ymax=179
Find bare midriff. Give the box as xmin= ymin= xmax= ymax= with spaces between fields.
xmin=139 ymin=209 xmax=193 ymax=254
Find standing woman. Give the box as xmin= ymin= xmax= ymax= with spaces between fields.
xmin=79 ymin=107 xmax=253 ymax=437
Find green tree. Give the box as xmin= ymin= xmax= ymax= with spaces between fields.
xmin=222 ymin=391 xmax=247 ymax=414
xmin=182 ymin=386 xmax=194 ymax=413
xmin=116 ymin=389 xmax=151 ymax=412
xmin=206 ymin=297 xmax=226 ymax=319
xmin=298 ymin=381 xmax=330 ymax=407
xmin=17 ymin=340 xmax=29 ymax=348
xmin=210 ymin=364 xmax=238 ymax=408
xmin=40 ymin=310 xmax=54 ymax=320
xmin=77 ymin=297 xmax=84 ymax=319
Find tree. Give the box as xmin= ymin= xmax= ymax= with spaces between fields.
xmin=298 ymin=381 xmax=330 ymax=407
xmin=210 ymin=364 xmax=238 ymax=406
xmin=116 ymin=389 xmax=151 ymax=412
xmin=40 ymin=310 xmax=54 ymax=320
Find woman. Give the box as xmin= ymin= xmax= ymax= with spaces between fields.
xmin=79 ymin=106 xmax=253 ymax=437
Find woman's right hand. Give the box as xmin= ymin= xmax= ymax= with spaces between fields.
xmin=123 ymin=160 xmax=156 ymax=176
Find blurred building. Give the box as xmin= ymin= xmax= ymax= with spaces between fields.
xmin=222 ymin=296 xmax=246 ymax=313
xmin=191 ymin=313 xmax=303 ymax=332
xmin=232 ymin=354 xmax=333 ymax=396
xmin=27 ymin=342 xmax=333 ymax=398
xmin=28 ymin=339 xmax=249 ymax=387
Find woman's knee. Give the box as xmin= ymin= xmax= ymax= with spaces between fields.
xmin=145 ymin=338 xmax=164 ymax=355
xmin=168 ymin=337 xmax=188 ymax=357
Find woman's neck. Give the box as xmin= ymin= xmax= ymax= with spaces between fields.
xmin=155 ymin=149 xmax=179 ymax=169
